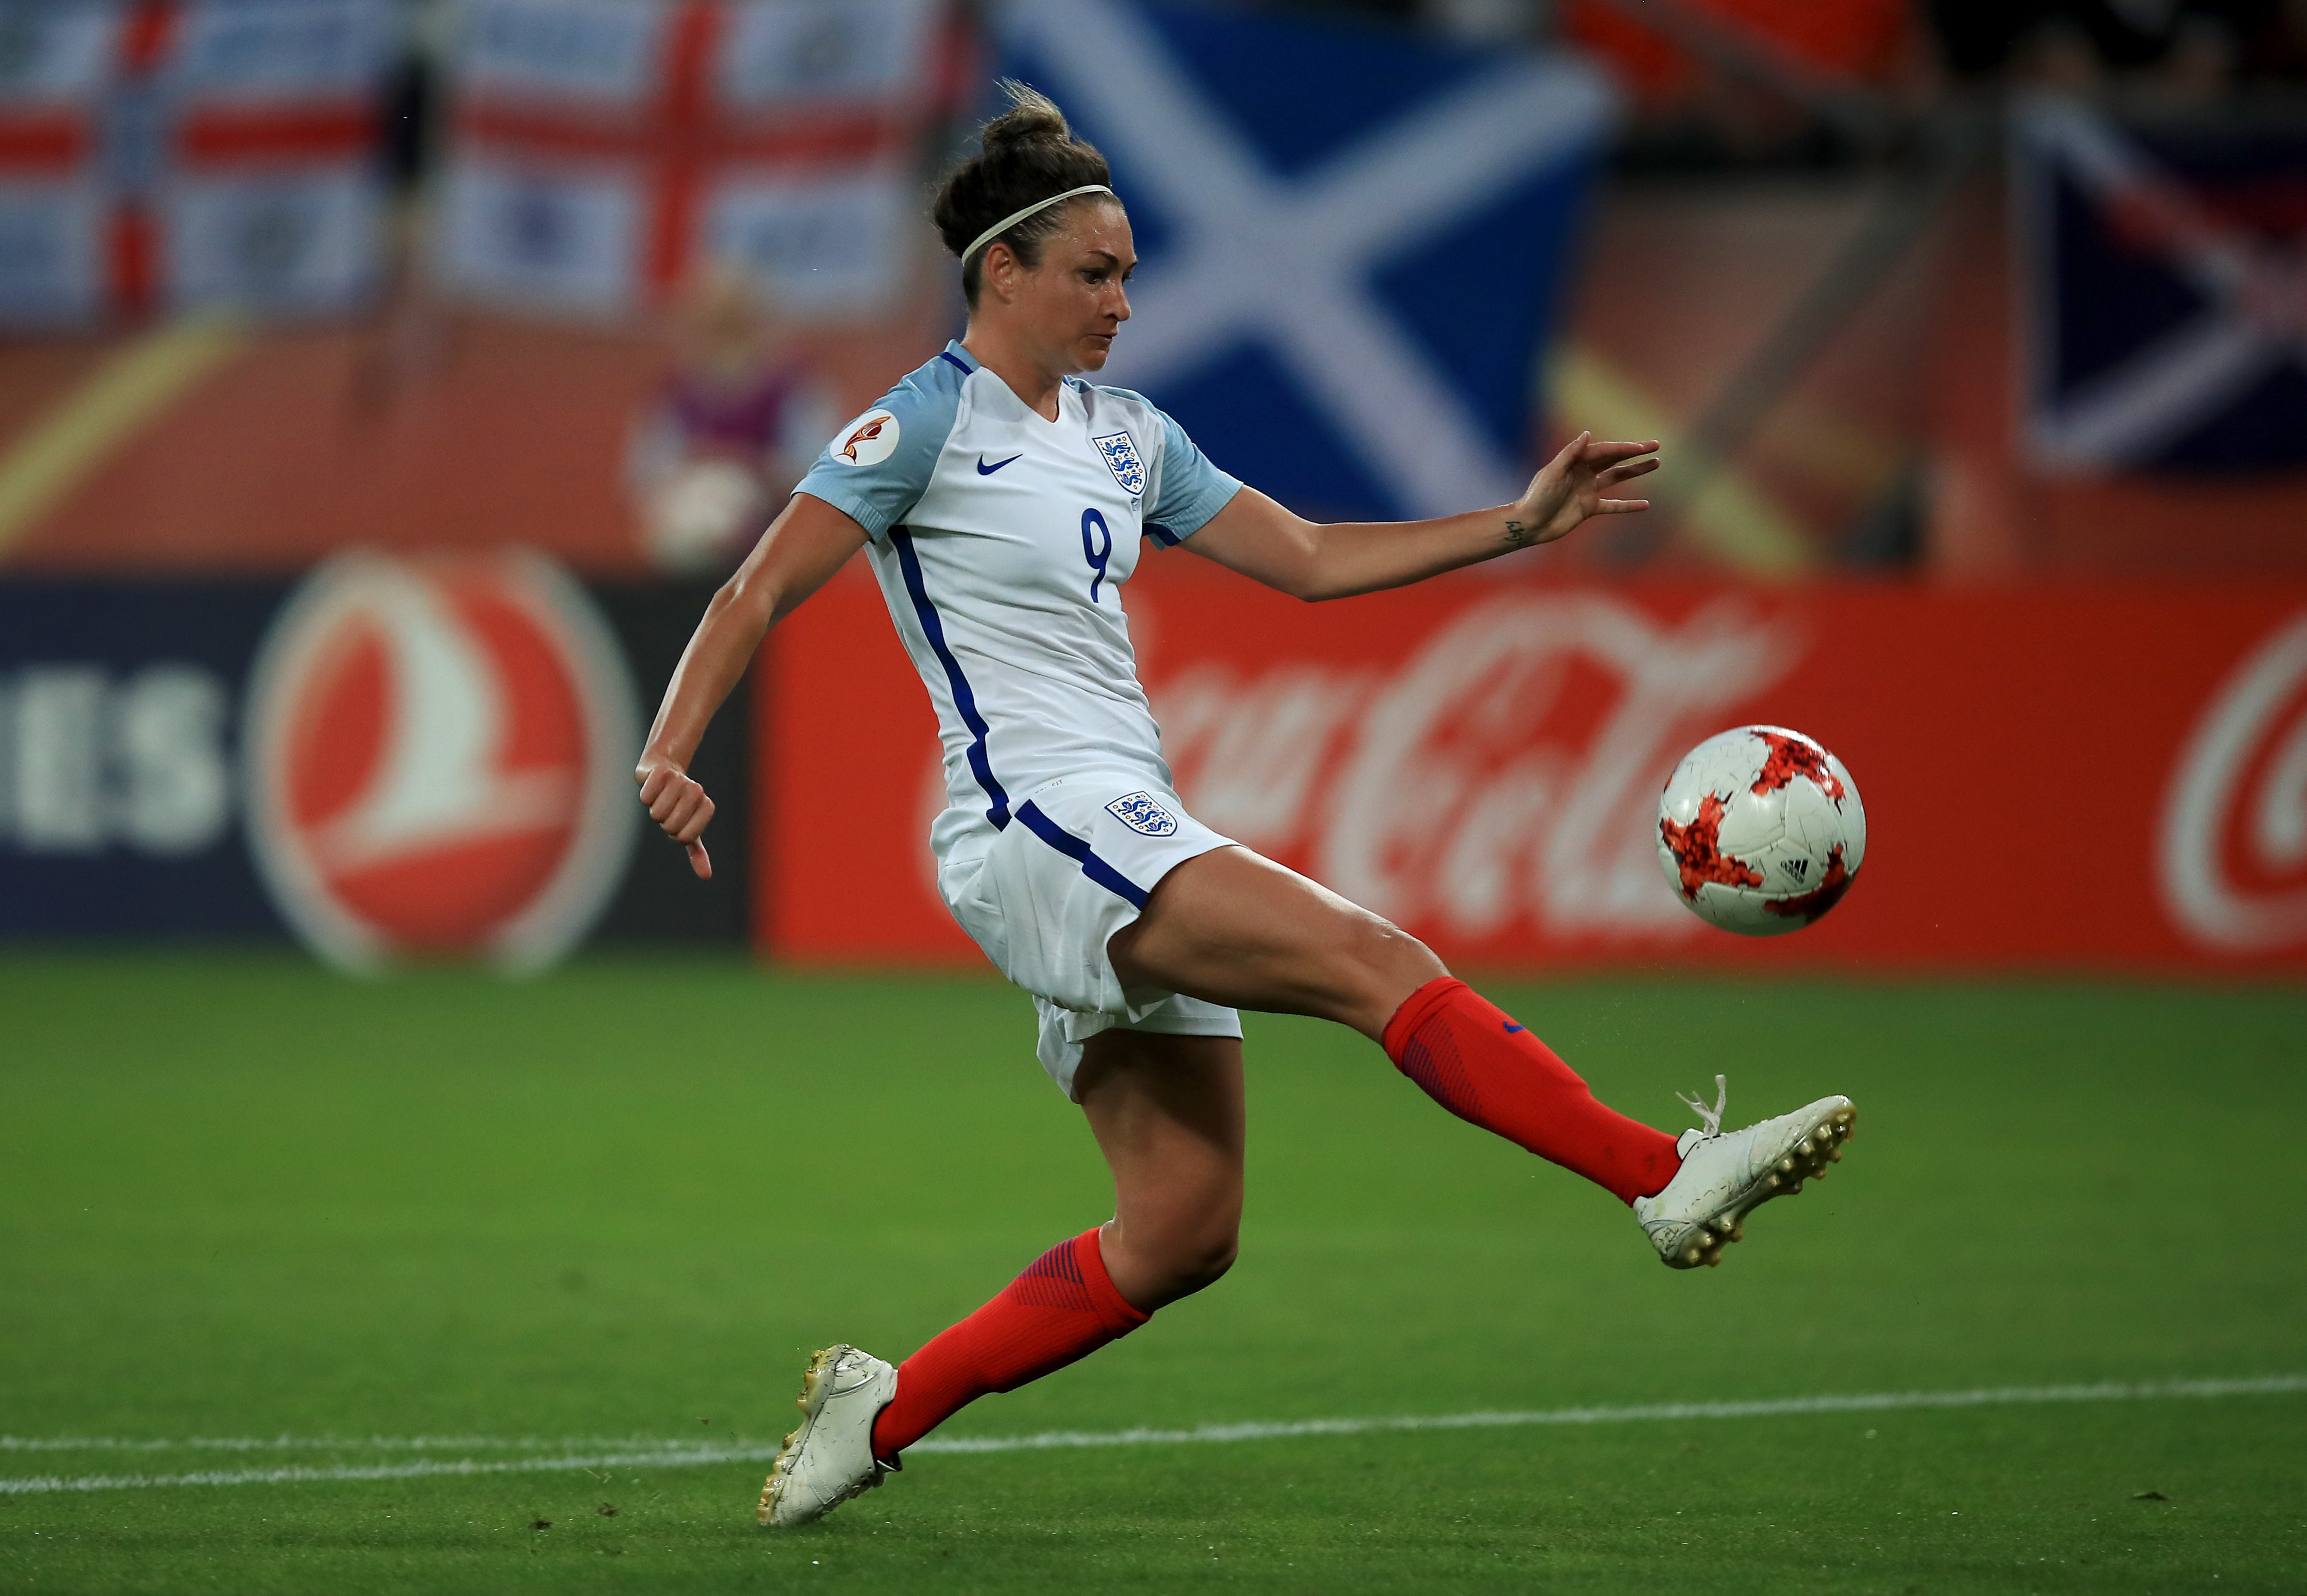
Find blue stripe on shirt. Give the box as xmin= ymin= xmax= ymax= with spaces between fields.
xmin=890 ymin=528 xmax=1011 ymax=831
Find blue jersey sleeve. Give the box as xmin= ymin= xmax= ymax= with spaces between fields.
xmin=793 ymin=361 xmax=964 ymax=541
xmin=1145 ymin=409 xmax=1242 ymax=545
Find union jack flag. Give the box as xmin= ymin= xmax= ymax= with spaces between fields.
xmin=2016 ymin=96 xmax=2307 ymax=475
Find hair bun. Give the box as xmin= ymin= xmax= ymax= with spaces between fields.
xmin=979 ymin=81 xmax=1071 ymax=153
xmin=931 ymin=81 xmax=1114 ymax=302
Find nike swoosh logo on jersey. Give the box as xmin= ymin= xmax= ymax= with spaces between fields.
xmin=977 ymin=453 xmax=1024 ymax=475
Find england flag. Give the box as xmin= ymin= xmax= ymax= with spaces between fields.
xmin=0 ymin=0 xmax=394 ymax=329
xmin=997 ymin=0 xmax=1616 ymax=522
xmin=433 ymin=0 xmax=948 ymax=321
xmin=2016 ymin=96 xmax=2307 ymax=475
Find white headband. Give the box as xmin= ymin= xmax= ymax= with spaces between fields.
xmin=964 ymin=184 xmax=1116 ymax=266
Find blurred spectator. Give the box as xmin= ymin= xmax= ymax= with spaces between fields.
xmin=626 ymin=265 xmax=834 ymax=574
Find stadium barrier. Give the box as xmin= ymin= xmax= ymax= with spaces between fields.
xmin=763 ymin=560 xmax=2307 ymax=976
xmin=0 ymin=558 xmax=750 ymax=963
xmin=17 ymin=554 xmax=2305 ymax=979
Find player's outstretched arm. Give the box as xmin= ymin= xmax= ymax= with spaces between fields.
xmin=636 ymin=492 xmax=866 ymax=879
xmin=1186 ymin=431 xmax=1658 ymax=603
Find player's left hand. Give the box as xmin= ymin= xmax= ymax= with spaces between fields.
xmin=1504 ymin=432 xmax=1660 ymax=548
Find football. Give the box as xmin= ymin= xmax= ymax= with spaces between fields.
xmin=1655 ymin=725 xmax=1866 ymax=936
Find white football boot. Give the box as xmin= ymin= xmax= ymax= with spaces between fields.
xmin=1632 ymin=1076 xmax=1856 ymax=1269
xmin=758 ymin=1344 xmax=899 ymax=1527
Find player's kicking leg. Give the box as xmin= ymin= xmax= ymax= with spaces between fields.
xmin=1108 ymin=846 xmax=1859 ymax=1268
xmin=761 ymin=846 xmax=1862 ymax=1526
xmin=762 ymin=1031 xmax=1241 ymax=1527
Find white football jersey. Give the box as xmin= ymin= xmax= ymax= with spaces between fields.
xmin=795 ymin=341 xmax=1242 ymax=861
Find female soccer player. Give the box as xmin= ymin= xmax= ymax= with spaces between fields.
xmin=635 ymin=85 xmax=1857 ymax=1529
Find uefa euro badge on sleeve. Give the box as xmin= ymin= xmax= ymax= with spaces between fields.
xmin=1092 ymin=431 xmax=1145 ymax=497
xmin=1106 ymin=791 xmax=1178 ymax=837
xmin=833 ymin=410 xmax=899 ymax=467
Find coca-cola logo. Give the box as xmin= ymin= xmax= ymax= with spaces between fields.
xmin=243 ymin=551 xmax=638 ymax=972
xmin=917 ymin=592 xmax=1793 ymax=944
xmin=2160 ymin=610 xmax=2307 ymax=951
xmin=1312 ymin=595 xmax=1792 ymax=939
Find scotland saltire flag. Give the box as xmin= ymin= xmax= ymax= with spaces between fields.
xmin=997 ymin=0 xmax=1615 ymax=521
xmin=2016 ymin=96 xmax=2307 ymax=475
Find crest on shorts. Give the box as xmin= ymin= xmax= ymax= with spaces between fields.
xmin=1106 ymin=791 xmax=1177 ymax=836
xmin=1091 ymin=430 xmax=1145 ymax=497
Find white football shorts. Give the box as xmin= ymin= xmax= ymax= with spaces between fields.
xmin=936 ymin=771 xmax=1244 ymax=1100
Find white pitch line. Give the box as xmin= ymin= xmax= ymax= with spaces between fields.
xmin=906 ymin=1373 xmax=2307 ymax=1453
xmin=3 ymin=1374 xmax=2300 ymax=1497
xmin=0 ymin=1445 xmax=784 ymax=1497
xmin=0 ymin=1435 xmax=715 ymax=1455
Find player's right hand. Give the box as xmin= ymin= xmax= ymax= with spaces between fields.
xmin=636 ymin=758 xmax=715 ymax=880
xmin=1508 ymin=431 xmax=1660 ymax=546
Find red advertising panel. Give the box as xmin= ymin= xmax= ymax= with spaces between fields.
xmin=760 ymin=561 xmax=2307 ymax=975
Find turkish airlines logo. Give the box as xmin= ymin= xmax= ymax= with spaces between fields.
xmin=243 ymin=551 xmax=639 ymax=972
xmin=2161 ymin=610 xmax=2307 ymax=951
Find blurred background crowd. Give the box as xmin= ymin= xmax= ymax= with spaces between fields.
xmin=0 ymin=0 xmax=2298 ymax=582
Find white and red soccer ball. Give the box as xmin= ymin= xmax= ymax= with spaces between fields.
xmin=1656 ymin=726 xmax=1865 ymax=936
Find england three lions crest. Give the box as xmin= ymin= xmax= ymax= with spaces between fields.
xmin=1092 ymin=431 xmax=1145 ymax=497
xmin=1106 ymin=791 xmax=1178 ymax=836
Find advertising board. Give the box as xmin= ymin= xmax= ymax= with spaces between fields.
xmin=762 ymin=561 xmax=2307 ymax=975
xmin=0 ymin=559 xmax=750 ymax=956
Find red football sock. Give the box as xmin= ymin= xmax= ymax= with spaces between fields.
xmin=1382 ymin=977 xmax=1680 ymax=1204
xmin=870 ymin=1226 xmax=1148 ymax=1462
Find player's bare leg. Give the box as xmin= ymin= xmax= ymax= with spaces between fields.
xmin=761 ymin=1031 xmax=1247 ymax=1526
xmin=1075 ymin=1031 xmax=1245 ymax=1311
xmin=1109 ymin=845 xmax=1855 ymax=1265
xmin=1104 ymin=846 xmax=1441 ymax=1040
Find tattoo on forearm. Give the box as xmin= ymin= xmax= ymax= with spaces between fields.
xmin=1501 ymin=518 xmax=1538 ymax=549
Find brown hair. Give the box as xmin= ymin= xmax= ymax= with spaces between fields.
xmin=932 ymin=82 xmax=1116 ymax=305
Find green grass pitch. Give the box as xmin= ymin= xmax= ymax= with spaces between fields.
xmin=2 ymin=953 xmax=2303 ymax=1593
